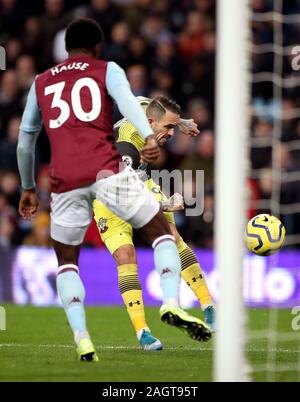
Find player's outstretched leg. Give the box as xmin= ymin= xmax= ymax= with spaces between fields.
xmin=175 ymin=234 xmax=216 ymax=332
xmin=97 ymin=219 xmax=163 ymax=351
xmin=53 ymin=239 xmax=98 ymax=361
xmin=117 ymin=262 xmax=163 ymax=351
xmin=139 ymin=211 xmax=212 ymax=343
xmin=95 ymin=168 xmax=211 ymax=343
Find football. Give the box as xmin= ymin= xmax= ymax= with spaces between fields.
xmin=245 ymin=214 xmax=286 ymax=256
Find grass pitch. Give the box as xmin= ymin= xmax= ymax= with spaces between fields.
xmin=0 ymin=305 xmax=299 ymax=382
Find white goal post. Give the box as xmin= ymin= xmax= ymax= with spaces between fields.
xmin=214 ymin=0 xmax=251 ymax=382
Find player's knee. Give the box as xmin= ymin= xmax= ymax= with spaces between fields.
xmin=113 ymin=244 xmax=136 ymax=266
xmin=53 ymin=240 xmax=80 ymax=266
xmin=139 ymin=210 xmax=172 ymax=245
xmin=56 ymin=250 xmax=79 ymax=266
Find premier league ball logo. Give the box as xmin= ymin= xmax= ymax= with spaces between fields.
xmin=98 ymin=217 xmax=108 ymax=233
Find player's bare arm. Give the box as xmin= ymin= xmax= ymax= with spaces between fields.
xmin=178 ymin=118 xmax=200 ymax=137
xmin=17 ymin=80 xmax=42 ymax=220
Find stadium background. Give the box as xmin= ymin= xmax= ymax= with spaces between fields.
xmin=0 ymin=0 xmax=300 ymax=307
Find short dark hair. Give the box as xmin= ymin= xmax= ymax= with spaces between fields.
xmin=65 ymin=18 xmax=103 ymax=52
xmin=146 ymin=96 xmax=181 ymax=120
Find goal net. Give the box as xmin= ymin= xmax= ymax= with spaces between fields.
xmin=248 ymin=0 xmax=300 ymax=382
xmin=214 ymin=0 xmax=300 ymax=381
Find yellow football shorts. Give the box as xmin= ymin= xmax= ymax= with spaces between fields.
xmin=93 ymin=178 xmax=175 ymax=254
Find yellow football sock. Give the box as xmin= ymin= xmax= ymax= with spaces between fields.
xmin=176 ymin=237 xmax=213 ymax=308
xmin=118 ymin=264 xmax=148 ymax=333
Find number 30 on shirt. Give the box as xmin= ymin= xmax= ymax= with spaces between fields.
xmin=44 ymin=77 xmax=101 ymax=128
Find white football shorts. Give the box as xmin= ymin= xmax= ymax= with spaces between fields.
xmin=50 ymin=166 xmax=160 ymax=245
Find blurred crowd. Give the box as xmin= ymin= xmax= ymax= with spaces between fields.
xmin=0 ymin=0 xmax=300 ymax=249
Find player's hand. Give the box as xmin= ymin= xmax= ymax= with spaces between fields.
xmin=161 ymin=193 xmax=185 ymax=212
xmin=140 ymin=135 xmax=160 ymax=164
xmin=178 ymin=119 xmax=200 ymax=137
xmin=19 ymin=189 xmax=39 ymax=220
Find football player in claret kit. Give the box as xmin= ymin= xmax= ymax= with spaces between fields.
xmin=17 ymin=18 xmax=211 ymax=361
xmin=93 ymin=96 xmax=216 ymax=351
